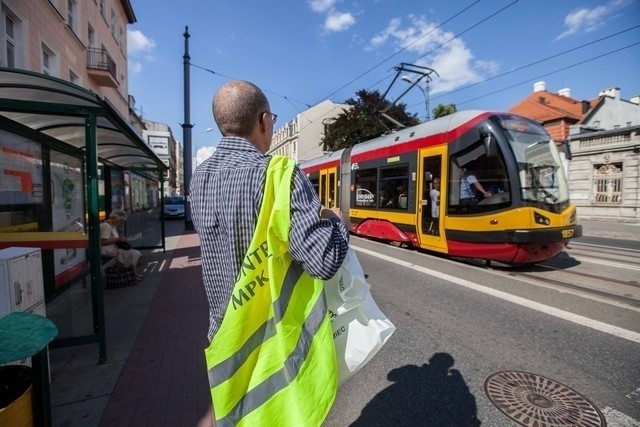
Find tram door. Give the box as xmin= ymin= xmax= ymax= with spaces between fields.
xmin=417 ymin=147 xmax=447 ymax=252
xmin=320 ymin=167 xmax=338 ymax=208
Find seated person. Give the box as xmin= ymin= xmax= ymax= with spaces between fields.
xmin=460 ymin=168 xmax=491 ymax=205
xmin=100 ymin=209 xmax=144 ymax=282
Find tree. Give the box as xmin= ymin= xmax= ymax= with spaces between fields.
xmin=432 ymin=103 xmax=457 ymax=119
xmin=322 ymin=89 xmax=419 ymax=151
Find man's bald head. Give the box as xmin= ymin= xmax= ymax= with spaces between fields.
xmin=212 ymin=80 xmax=269 ymax=137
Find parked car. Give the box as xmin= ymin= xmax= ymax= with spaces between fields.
xmin=163 ymin=196 xmax=185 ymax=218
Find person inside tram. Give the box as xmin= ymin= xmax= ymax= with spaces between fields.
xmin=459 ymin=166 xmax=491 ymax=205
xmin=430 ymin=178 xmax=441 ymax=218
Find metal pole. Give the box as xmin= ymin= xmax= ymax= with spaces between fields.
xmin=182 ymin=26 xmax=194 ymax=231
xmin=418 ymin=85 xmax=429 ymax=122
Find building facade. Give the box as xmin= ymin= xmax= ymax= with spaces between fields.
xmin=268 ymin=100 xmax=349 ymax=162
xmin=142 ymin=119 xmax=179 ymax=196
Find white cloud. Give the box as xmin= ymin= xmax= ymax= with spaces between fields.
xmin=367 ymin=15 xmax=499 ymax=94
xmin=127 ymin=29 xmax=156 ymax=74
xmin=127 ymin=29 xmax=156 ymax=56
xmin=555 ymin=0 xmax=632 ymax=40
xmin=325 ymin=11 xmax=356 ymax=32
xmin=309 ymin=0 xmax=335 ymax=13
xmin=128 ymin=60 xmax=143 ymax=75
xmin=193 ymin=146 xmax=216 ymax=170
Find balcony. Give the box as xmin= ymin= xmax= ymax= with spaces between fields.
xmin=86 ymin=48 xmax=118 ymax=88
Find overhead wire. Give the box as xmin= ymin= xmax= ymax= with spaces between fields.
xmin=455 ymin=41 xmax=640 ymax=107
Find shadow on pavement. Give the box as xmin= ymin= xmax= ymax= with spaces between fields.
xmin=350 ymin=352 xmax=481 ymax=426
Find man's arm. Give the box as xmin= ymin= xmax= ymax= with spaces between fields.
xmin=289 ymin=166 xmax=349 ymax=280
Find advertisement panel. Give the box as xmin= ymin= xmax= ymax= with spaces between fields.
xmin=50 ymin=151 xmax=86 ymax=286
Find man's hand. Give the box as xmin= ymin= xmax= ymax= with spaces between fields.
xmin=320 ymin=207 xmax=344 ymax=221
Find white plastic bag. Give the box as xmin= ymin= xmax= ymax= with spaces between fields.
xmin=324 ymin=248 xmax=396 ymax=384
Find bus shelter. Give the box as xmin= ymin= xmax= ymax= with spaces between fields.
xmin=0 ymin=68 xmax=167 ymax=361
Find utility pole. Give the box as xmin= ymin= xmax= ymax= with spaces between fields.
xmin=182 ymin=26 xmax=194 ymax=231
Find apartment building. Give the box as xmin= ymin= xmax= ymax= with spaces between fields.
xmin=142 ymin=119 xmax=180 ymax=196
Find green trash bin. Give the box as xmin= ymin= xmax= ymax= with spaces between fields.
xmin=0 ymin=365 xmax=33 ymax=427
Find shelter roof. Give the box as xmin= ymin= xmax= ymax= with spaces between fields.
xmin=0 ymin=68 xmax=165 ymax=171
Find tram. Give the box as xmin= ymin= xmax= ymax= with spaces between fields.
xmin=299 ymin=110 xmax=582 ymax=265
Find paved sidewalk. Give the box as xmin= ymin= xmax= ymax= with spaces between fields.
xmin=99 ymin=230 xmax=210 ymax=426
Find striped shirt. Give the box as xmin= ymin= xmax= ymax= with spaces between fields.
xmin=190 ymin=136 xmax=349 ymax=341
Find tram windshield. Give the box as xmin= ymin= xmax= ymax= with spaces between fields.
xmin=497 ymin=115 xmax=570 ymax=207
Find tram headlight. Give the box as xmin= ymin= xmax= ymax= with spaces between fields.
xmin=534 ymin=211 xmax=550 ymax=226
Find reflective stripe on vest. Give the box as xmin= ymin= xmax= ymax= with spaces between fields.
xmin=204 ymin=156 xmax=338 ymax=427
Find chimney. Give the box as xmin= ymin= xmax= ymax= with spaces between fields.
xmin=581 ymin=100 xmax=590 ymax=114
xmin=630 ymin=95 xmax=640 ymax=105
xmin=598 ymin=87 xmax=620 ymax=100
xmin=533 ymin=81 xmax=546 ymax=92
xmin=558 ymin=88 xmax=571 ymax=98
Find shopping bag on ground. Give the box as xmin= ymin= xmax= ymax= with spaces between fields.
xmin=324 ymin=248 xmax=396 ymax=384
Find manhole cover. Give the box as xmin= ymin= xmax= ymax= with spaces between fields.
xmin=484 ymin=371 xmax=606 ymax=427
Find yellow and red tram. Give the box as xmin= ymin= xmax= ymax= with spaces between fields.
xmin=299 ymin=110 xmax=582 ymax=265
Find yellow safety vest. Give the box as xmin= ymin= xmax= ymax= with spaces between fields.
xmin=204 ymin=155 xmax=338 ymax=426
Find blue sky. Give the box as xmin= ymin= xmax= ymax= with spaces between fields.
xmin=126 ymin=0 xmax=640 ymax=164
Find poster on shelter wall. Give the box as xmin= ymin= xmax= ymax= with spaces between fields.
xmin=0 ymin=129 xmax=43 ymax=206
xmin=50 ymin=151 xmax=86 ymax=284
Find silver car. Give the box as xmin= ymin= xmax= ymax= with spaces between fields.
xmin=163 ymin=196 xmax=185 ymax=218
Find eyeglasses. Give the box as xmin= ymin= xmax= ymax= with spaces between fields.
xmin=263 ymin=112 xmax=277 ymax=125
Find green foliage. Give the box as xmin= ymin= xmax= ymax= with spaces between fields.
xmin=322 ymin=89 xmax=420 ymax=151
xmin=432 ymin=103 xmax=457 ymax=119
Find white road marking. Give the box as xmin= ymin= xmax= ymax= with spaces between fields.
xmin=572 ymin=255 xmax=640 ymax=271
xmin=352 ymin=245 xmax=640 ymax=344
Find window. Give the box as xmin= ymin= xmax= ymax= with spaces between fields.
xmin=379 ymin=165 xmax=409 ymax=210
xmin=110 ymin=9 xmax=116 ymax=37
xmin=354 ymin=168 xmax=377 ymax=207
xmin=87 ymin=24 xmax=95 ymax=48
xmin=4 ymin=13 xmax=14 ymax=67
xmin=67 ymin=0 xmax=77 ymax=33
xmin=41 ymin=43 xmax=58 ymax=76
xmin=449 ymin=140 xmax=510 ymax=215
xmin=592 ymin=163 xmax=622 ymax=205
xmin=69 ymin=69 xmax=79 ymax=84
xmin=42 ymin=47 xmax=51 ymax=75
xmin=2 ymin=5 xmax=23 ymax=68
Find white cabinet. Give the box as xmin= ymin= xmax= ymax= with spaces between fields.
xmin=0 ymin=247 xmax=45 ymax=318
xmin=0 ymin=247 xmax=46 ymax=367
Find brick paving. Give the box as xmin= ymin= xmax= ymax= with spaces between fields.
xmin=99 ymin=230 xmax=211 ymax=426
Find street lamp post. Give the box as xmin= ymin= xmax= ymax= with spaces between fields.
xmin=401 ymin=75 xmax=430 ymax=122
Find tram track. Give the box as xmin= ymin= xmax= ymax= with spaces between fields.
xmin=506 ymin=270 xmax=640 ymax=308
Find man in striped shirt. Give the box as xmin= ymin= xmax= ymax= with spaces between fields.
xmin=190 ymin=80 xmax=349 ymax=426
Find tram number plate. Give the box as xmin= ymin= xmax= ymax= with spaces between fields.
xmin=561 ymin=228 xmax=574 ymax=239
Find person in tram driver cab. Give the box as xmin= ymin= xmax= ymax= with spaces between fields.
xmin=459 ymin=166 xmax=491 ymax=205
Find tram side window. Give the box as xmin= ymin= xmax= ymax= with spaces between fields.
xmin=354 ymin=168 xmax=377 ymax=207
xmin=380 ymin=165 xmax=409 ymax=210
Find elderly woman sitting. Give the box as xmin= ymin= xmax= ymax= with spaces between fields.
xmin=100 ymin=209 xmax=144 ymax=282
